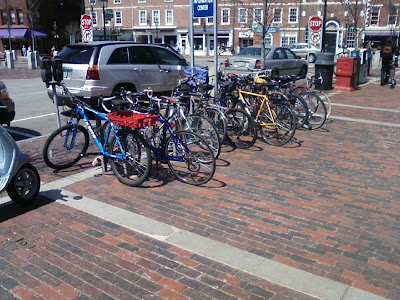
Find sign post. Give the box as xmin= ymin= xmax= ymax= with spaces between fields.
xmin=80 ymin=14 xmax=93 ymax=42
xmin=308 ymin=16 xmax=322 ymax=46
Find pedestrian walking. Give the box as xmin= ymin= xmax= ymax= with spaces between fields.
xmin=380 ymin=40 xmax=394 ymax=85
xmin=22 ymin=45 xmax=27 ymax=56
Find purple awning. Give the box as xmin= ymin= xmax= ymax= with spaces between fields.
xmin=0 ymin=28 xmax=28 ymax=38
xmin=0 ymin=28 xmax=47 ymax=38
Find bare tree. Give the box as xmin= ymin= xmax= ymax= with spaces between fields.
xmin=0 ymin=0 xmax=12 ymax=50
xmin=24 ymin=0 xmax=41 ymax=51
xmin=63 ymin=20 xmax=80 ymax=44
xmin=233 ymin=0 xmax=285 ymax=69
xmin=339 ymin=0 xmax=379 ymax=48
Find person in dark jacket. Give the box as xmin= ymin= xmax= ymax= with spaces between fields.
xmin=380 ymin=40 xmax=394 ymax=85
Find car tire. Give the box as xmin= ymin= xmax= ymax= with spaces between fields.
xmin=112 ymin=84 xmax=137 ymax=97
xmin=308 ymin=53 xmax=316 ymax=63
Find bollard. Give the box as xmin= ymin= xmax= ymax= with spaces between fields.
xmin=6 ymin=51 xmax=14 ymax=69
xmin=11 ymin=50 xmax=18 ymax=61
xmin=27 ymin=52 xmax=35 ymax=69
xmin=33 ymin=51 xmax=40 ymax=68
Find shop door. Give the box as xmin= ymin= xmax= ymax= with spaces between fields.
xmin=325 ymin=32 xmax=337 ymax=55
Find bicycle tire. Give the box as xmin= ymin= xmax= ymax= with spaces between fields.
xmin=314 ymin=90 xmax=331 ymax=119
xmin=298 ymin=91 xmax=327 ymax=129
xmin=259 ymin=103 xmax=296 ymax=146
xmin=181 ymin=114 xmax=222 ymax=159
xmin=225 ymin=108 xmax=257 ymax=149
xmin=108 ymin=128 xmax=152 ymax=187
xmin=43 ymin=124 xmax=90 ymax=170
xmin=390 ymin=68 xmax=396 ymax=89
xmin=166 ymin=130 xmax=216 ymax=185
xmin=285 ymin=94 xmax=309 ymax=129
xmin=201 ymin=107 xmax=228 ymax=143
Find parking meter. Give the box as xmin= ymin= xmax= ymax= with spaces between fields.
xmin=52 ymin=56 xmax=63 ymax=84
xmin=39 ymin=57 xmax=53 ymax=86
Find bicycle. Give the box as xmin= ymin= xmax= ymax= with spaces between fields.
xmin=43 ymin=84 xmax=216 ymax=186
xmin=237 ymin=89 xmax=296 ymax=146
xmin=121 ymin=96 xmax=217 ymax=185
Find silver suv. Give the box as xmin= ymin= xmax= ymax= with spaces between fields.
xmin=48 ymin=41 xmax=189 ymax=106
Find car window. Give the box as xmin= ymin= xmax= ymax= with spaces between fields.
xmin=129 ymin=46 xmax=157 ymax=64
xmin=284 ymin=49 xmax=297 ymax=59
xmin=273 ymin=49 xmax=287 ymax=59
xmin=151 ymin=47 xmax=182 ymax=65
xmin=107 ymin=47 xmax=129 ymax=64
xmin=238 ymin=47 xmax=261 ymax=56
xmin=58 ymin=46 xmax=94 ymax=64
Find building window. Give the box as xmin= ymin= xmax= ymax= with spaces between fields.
xmin=221 ymin=8 xmax=230 ymax=25
xmin=165 ymin=0 xmax=173 ymax=2
xmin=265 ymin=33 xmax=272 ymax=46
xmin=281 ymin=34 xmax=297 ymax=46
xmin=346 ymin=26 xmax=356 ymax=48
xmin=9 ymin=9 xmax=16 ymax=24
xmin=138 ymin=0 xmax=146 ymax=3
xmin=91 ymin=11 xmax=98 ymax=26
xmin=165 ymin=9 xmax=173 ymax=25
xmin=370 ymin=6 xmax=380 ymax=25
xmin=1 ymin=10 xmax=8 ymax=25
xmin=139 ymin=10 xmax=147 ymax=25
xmin=152 ymin=10 xmax=160 ymax=25
xmin=238 ymin=8 xmax=247 ymax=24
xmin=388 ymin=7 xmax=398 ymax=25
xmin=193 ymin=17 xmax=200 ymax=25
xmin=17 ymin=9 xmax=23 ymax=25
xmin=273 ymin=8 xmax=282 ymax=23
xmin=206 ymin=17 xmax=213 ymax=25
xmin=89 ymin=0 xmax=96 ymax=4
xmin=114 ymin=0 xmax=121 ymax=3
xmin=115 ymin=11 xmax=122 ymax=26
xmin=254 ymin=8 xmax=262 ymax=24
xmin=289 ymin=8 xmax=298 ymax=23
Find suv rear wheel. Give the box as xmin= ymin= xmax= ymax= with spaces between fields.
xmin=112 ymin=84 xmax=137 ymax=97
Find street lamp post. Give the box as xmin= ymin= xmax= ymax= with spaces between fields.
xmin=100 ymin=0 xmax=108 ymax=41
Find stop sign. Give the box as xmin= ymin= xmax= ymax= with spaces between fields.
xmin=309 ymin=16 xmax=323 ymax=31
xmin=81 ymin=14 xmax=92 ymax=30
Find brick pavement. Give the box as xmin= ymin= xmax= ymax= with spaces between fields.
xmin=0 ymin=66 xmax=399 ymax=299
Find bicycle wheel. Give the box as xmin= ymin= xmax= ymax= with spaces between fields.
xmin=108 ymin=129 xmax=152 ymax=187
xmin=166 ymin=130 xmax=216 ymax=185
xmin=259 ymin=104 xmax=296 ymax=146
xmin=314 ymin=90 xmax=331 ymax=119
xmin=201 ymin=107 xmax=227 ymax=143
xmin=225 ymin=108 xmax=257 ymax=149
xmin=183 ymin=114 xmax=221 ymax=159
xmin=285 ymin=94 xmax=309 ymax=129
xmin=43 ymin=124 xmax=90 ymax=170
xmin=298 ymin=91 xmax=327 ymax=129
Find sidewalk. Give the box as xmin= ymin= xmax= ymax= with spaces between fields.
xmin=0 ymin=67 xmax=399 ymax=300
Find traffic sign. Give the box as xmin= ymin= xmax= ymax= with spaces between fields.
xmin=193 ymin=0 xmax=214 ymax=18
xmin=81 ymin=14 xmax=92 ymax=30
xmin=82 ymin=29 xmax=93 ymax=42
xmin=310 ymin=32 xmax=320 ymax=44
xmin=309 ymin=16 xmax=323 ymax=31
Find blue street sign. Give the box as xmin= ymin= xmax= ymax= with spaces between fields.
xmin=193 ymin=0 xmax=214 ymax=18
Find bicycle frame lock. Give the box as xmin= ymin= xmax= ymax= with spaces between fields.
xmin=40 ymin=56 xmax=65 ymax=128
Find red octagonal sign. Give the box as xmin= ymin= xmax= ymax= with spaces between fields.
xmin=81 ymin=14 xmax=92 ymax=30
xmin=309 ymin=16 xmax=323 ymax=31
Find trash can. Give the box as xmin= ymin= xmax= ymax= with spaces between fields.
xmin=314 ymin=52 xmax=335 ymax=90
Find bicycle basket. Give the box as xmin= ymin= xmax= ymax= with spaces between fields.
xmin=108 ymin=111 xmax=158 ymax=128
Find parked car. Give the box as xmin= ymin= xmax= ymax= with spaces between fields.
xmin=0 ymin=81 xmax=15 ymax=127
xmin=223 ymin=46 xmax=308 ymax=78
xmin=47 ymin=41 xmax=189 ymax=107
xmin=287 ymin=43 xmax=320 ymax=63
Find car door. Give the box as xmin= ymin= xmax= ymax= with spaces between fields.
xmin=283 ymin=48 xmax=304 ymax=74
xmin=128 ymin=45 xmax=160 ymax=91
xmin=150 ymin=46 xmax=186 ymax=92
xmin=271 ymin=48 xmax=291 ymax=75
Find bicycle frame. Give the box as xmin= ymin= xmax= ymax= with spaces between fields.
xmin=237 ymin=90 xmax=276 ymax=126
xmin=65 ymin=103 xmax=127 ymax=161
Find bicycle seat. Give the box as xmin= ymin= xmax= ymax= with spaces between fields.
xmin=198 ymin=83 xmax=214 ymax=93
